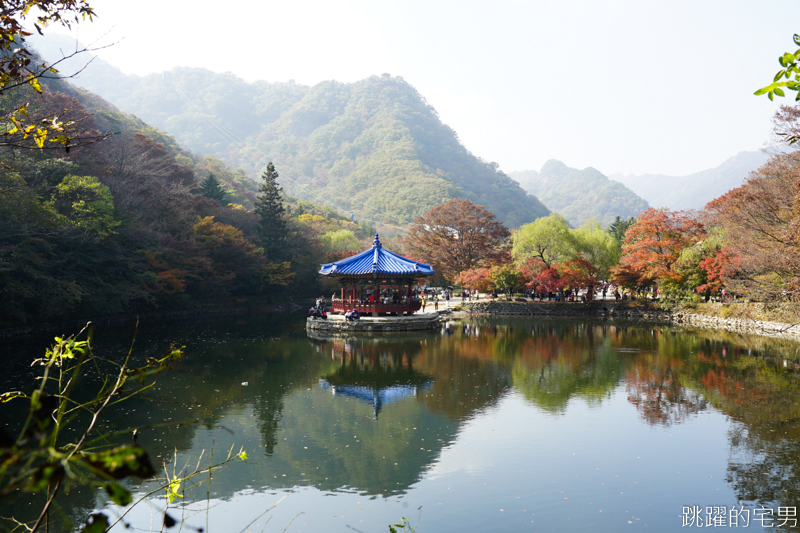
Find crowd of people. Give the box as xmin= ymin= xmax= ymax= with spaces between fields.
xmin=308 ymin=296 xmax=328 ymax=319
xmin=314 ymin=283 xmax=655 ymax=321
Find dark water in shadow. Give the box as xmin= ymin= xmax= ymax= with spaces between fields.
xmin=2 ymin=314 xmax=800 ymax=532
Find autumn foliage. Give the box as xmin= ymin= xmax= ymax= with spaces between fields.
xmin=404 ymin=199 xmax=509 ymax=280
xmin=454 ymin=268 xmax=494 ymax=293
xmin=703 ymin=151 xmax=800 ymax=301
xmin=609 ymin=106 xmax=800 ymax=303
xmin=611 ymin=208 xmax=705 ymax=290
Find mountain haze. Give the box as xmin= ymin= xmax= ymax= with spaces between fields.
xmin=610 ymin=150 xmax=771 ymax=210
xmin=32 ymin=35 xmax=549 ymax=228
xmin=510 ymin=160 xmax=649 ymax=227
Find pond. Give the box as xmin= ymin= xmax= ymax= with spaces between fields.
xmin=2 ymin=313 xmax=800 ymax=532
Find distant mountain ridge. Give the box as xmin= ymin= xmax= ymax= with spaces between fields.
xmin=509 ymin=160 xmax=649 ymax=227
xmin=609 ymin=150 xmax=771 ymax=211
xmin=31 ymin=34 xmax=549 ymax=228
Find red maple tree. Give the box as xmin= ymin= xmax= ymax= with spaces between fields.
xmin=611 ymin=208 xmax=705 ymax=289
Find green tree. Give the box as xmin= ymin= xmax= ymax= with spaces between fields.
xmin=50 ymin=174 xmax=119 ymax=239
xmin=571 ymin=219 xmax=620 ymax=279
xmin=254 ymin=162 xmax=287 ymax=261
xmin=320 ymin=229 xmax=360 ymax=254
xmin=511 ymin=213 xmax=572 ymax=268
xmin=199 ymin=173 xmax=230 ymax=204
xmin=607 ymin=215 xmax=635 ymax=245
xmin=491 ymin=264 xmax=522 ymax=294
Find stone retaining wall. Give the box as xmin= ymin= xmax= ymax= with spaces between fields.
xmin=667 ymin=311 xmax=800 ymax=341
xmin=306 ymin=314 xmax=441 ymax=333
xmin=462 ymin=300 xmax=601 ymax=317
xmin=460 ymin=301 xmax=800 ymax=341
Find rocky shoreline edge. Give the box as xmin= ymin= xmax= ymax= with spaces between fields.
xmin=456 ymin=300 xmax=800 ymax=342
xmin=306 ymin=312 xmax=442 ymax=333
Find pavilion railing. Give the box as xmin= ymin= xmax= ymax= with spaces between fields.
xmin=330 ymin=298 xmax=422 ymax=315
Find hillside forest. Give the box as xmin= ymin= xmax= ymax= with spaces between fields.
xmin=31 ymin=34 xmax=549 ymax=229
xmin=0 ymin=61 xmax=388 ymax=328
xmin=3 ymin=28 xmax=800 ymax=331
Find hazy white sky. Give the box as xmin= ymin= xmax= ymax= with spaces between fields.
xmin=48 ymin=0 xmax=797 ymax=176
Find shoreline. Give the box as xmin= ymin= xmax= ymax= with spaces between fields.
xmin=306 ymin=312 xmax=441 ymax=332
xmin=457 ymin=300 xmax=800 ymax=342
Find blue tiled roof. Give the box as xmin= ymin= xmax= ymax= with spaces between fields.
xmin=319 ymin=234 xmax=435 ymax=277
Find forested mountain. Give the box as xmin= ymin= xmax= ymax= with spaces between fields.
xmin=0 ymin=58 xmax=378 ymax=327
xmin=509 ymin=160 xmax=649 ymax=227
xmin=610 ymin=150 xmax=771 ymax=210
xmin=32 ymin=35 xmax=549 ymax=228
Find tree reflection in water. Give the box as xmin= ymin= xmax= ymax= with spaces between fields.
xmin=4 ymin=315 xmax=800 ymax=531
xmin=438 ymin=317 xmax=800 ymax=512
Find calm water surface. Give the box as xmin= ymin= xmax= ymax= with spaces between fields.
xmin=3 ymin=314 xmax=800 ymax=532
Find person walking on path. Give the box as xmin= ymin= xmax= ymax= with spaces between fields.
xmin=422 ymin=295 xmax=427 ymax=312
xmin=445 ymin=290 xmax=450 ymax=308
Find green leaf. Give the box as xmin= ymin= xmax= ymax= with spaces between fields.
xmin=793 ymin=33 xmax=800 ymax=46
xmin=84 ymin=446 xmax=156 ymax=480
xmin=775 ymin=70 xmax=786 ymax=82
xmin=754 ymin=83 xmax=777 ymax=96
xmin=769 ymin=91 xmax=774 ymax=101
xmin=81 ymin=513 xmax=109 ymax=533
xmin=104 ymin=482 xmax=132 ymax=506
xmin=165 ymin=477 xmax=183 ymax=503
xmin=774 ymin=87 xmax=786 ymax=97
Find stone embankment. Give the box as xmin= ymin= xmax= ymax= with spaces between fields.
xmin=306 ymin=312 xmax=441 ymax=333
xmin=459 ymin=300 xmax=800 ymax=341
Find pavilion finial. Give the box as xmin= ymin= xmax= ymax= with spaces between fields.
xmin=372 ymin=233 xmax=382 ymax=248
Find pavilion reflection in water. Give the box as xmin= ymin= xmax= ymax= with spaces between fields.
xmin=315 ymin=335 xmax=434 ymax=418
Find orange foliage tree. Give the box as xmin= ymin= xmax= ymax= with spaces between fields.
xmin=454 ymin=267 xmax=494 ymax=293
xmin=519 ymin=259 xmax=562 ymax=295
xmin=703 ymin=151 xmax=800 ymax=301
xmin=404 ymin=199 xmax=509 ymax=281
xmin=611 ymin=208 xmax=704 ymax=292
xmin=559 ymin=257 xmax=598 ymax=303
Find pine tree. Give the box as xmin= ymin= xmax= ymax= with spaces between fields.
xmin=199 ymin=173 xmax=229 ymax=204
xmin=254 ymin=162 xmax=287 ymax=261
xmin=607 ymin=215 xmax=636 ymax=244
